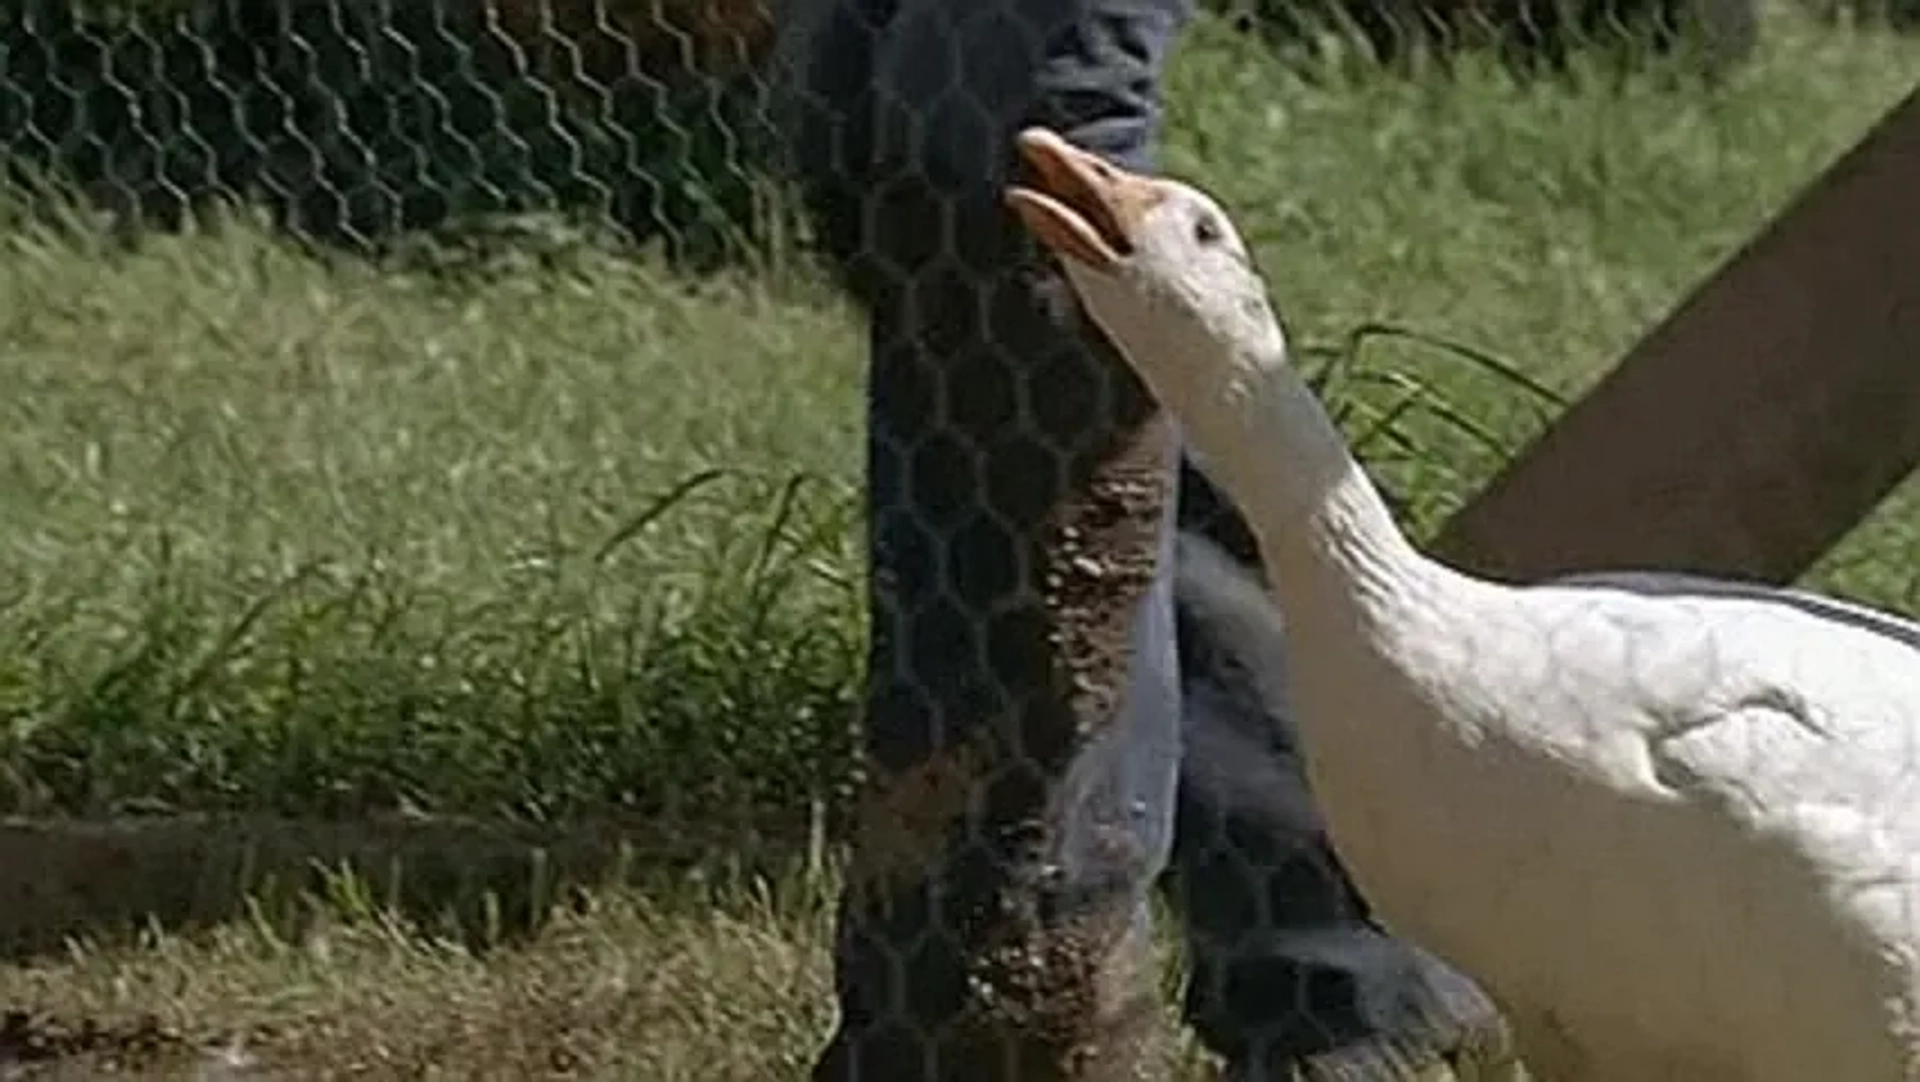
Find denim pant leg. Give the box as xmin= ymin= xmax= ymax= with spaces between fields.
xmin=776 ymin=1 xmax=1502 ymax=1078
xmin=783 ymin=1 xmax=1191 ymax=1077
xmin=1171 ymin=468 xmax=1506 ymax=1080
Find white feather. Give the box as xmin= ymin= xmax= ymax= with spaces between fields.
xmin=1058 ymin=170 xmax=1920 ymax=1081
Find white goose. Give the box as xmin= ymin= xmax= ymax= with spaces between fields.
xmin=1005 ymin=126 xmax=1920 ymax=1081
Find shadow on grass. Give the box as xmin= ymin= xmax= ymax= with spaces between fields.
xmin=0 ymin=812 xmax=827 ymax=963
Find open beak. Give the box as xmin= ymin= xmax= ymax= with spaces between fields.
xmin=1004 ymin=127 xmax=1166 ymax=273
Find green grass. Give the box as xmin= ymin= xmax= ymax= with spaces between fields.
xmin=2 ymin=9 xmax=1920 ymax=1076
xmin=0 ymin=224 xmax=867 ymax=823
xmin=7 ymin=12 xmax=1918 ymax=826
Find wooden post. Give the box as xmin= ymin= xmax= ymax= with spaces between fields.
xmin=1432 ymin=83 xmax=1920 ymax=586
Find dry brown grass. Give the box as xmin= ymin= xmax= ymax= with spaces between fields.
xmin=0 ymin=818 xmax=835 ymax=1077
xmin=0 ymin=855 xmax=1211 ymax=1080
xmin=0 ymin=879 xmax=832 ymax=1079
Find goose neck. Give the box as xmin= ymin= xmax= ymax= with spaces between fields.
xmin=1203 ymin=360 xmax=1447 ymax=625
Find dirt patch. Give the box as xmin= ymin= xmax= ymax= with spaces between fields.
xmin=0 ymin=1010 xmax=216 ymax=1079
xmin=976 ymin=390 xmax=1174 ymax=1080
xmin=956 ymin=901 xmax=1165 ymax=1081
xmin=1043 ymin=410 xmax=1179 ymax=747
xmin=0 ymin=814 xmax=804 ymax=963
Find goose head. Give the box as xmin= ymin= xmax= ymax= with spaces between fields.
xmin=1006 ymin=127 xmax=1426 ymax=596
xmin=1004 ymin=126 xmax=1290 ymax=435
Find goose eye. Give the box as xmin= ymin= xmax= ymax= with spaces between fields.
xmin=1192 ymin=214 xmax=1223 ymax=246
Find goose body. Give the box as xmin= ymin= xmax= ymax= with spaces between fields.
xmin=1006 ymin=127 xmax=1920 ymax=1080
xmin=1184 ymin=538 xmax=1920 ymax=1080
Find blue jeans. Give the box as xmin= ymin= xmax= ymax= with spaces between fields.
xmin=777 ymin=1 xmax=1501 ymax=1076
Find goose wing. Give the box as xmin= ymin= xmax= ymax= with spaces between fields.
xmin=1533 ymin=572 xmax=1920 ymax=925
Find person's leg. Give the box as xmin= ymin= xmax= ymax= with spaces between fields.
xmin=780 ymin=1 xmax=1189 ymax=1077
xmin=775 ymin=2 xmax=1510 ymax=1078
xmin=1170 ymin=465 xmax=1513 ymax=1080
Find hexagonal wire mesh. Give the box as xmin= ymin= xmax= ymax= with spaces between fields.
xmin=0 ymin=0 xmax=781 ymax=264
xmin=0 ymin=1 xmax=1520 ymax=1079
xmin=771 ymin=3 xmax=1518 ymax=1076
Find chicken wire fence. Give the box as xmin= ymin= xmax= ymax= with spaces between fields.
xmin=0 ymin=0 xmax=787 ymax=267
xmin=0 ymin=1 xmax=1532 ymax=1078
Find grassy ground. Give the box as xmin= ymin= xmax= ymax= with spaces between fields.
xmin=2 ymin=7 xmax=1920 ymax=1078
xmin=0 ymin=869 xmax=845 ymax=1080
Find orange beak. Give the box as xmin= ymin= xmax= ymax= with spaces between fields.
xmin=1004 ymin=127 xmax=1168 ymax=272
